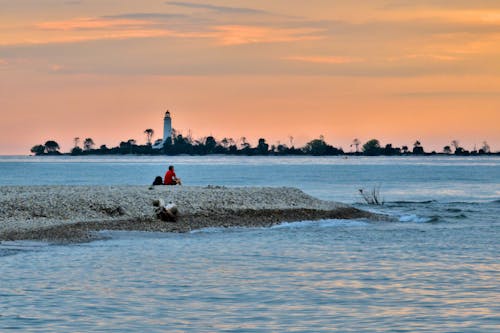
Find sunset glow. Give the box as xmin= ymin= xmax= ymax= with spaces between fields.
xmin=1 ymin=0 xmax=499 ymax=154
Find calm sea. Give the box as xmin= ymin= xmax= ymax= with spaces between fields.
xmin=1 ymin=156 xmax=499 ymax=332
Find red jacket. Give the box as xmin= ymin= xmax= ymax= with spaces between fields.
xmin=164 ymin=170 xmax=176 ymax=185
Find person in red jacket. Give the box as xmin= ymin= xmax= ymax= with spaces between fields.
xmin=164 ymin=165 xmax=182 ymax=185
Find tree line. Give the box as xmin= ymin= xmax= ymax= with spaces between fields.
xmin=30 ymin=130 xmax=497 ymax=156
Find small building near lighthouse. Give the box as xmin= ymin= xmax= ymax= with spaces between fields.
xmin=152 ymin=110 xmax=173 ymax=149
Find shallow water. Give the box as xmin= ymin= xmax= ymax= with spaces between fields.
xmin=1 ymin=156 xmax=499 ymax=332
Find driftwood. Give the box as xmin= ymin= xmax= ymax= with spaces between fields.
xmin=153 ymin=198 xmax=178 ymax=222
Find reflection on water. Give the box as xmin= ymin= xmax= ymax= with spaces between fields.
xmin=1 ymin=220 xmax=499 ymax=332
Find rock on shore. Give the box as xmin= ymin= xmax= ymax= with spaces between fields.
xmin=0 ymin=186 xmax=379 ymax=241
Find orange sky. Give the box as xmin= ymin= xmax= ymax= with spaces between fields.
xmin=1 ymin=0 xmax=499 ymax=154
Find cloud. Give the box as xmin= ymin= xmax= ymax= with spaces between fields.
xmin=50 ymin=64 xmax=64 ymax=72
xmin=165 ymin=1 xmax=268 ymax=15
xmin=395 ymin=91 xmax=500 ymax=98
xmin=2 ymin=30 xmax=173 ymax=46
xmin=3 ymin=11 xmax=325 ymax=47
xmin=2 ymin=2 xmax=499 ymax=78
xmin=284 ymin=56 xmax=364 ymax=64
xmin=36 ymin=17 xmax=152 ymax=31
xmin=213 ymin=26 xmax=323 ymax=45
xmin=103 ymin=13 xmax=187 ymax=21
xmin=388 ymin=54 xmax=461 ymax=62
xmin=1 ymin=16 xmax=183 ymax=45
xmin=383 ymin=0 xmax=500 ymax=10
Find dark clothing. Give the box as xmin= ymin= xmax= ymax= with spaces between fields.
xmin=152 ymin=176 xmax=164 ymax=186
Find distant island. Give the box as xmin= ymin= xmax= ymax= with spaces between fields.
xmin=30 ymin=137 xmax=497 ymax=157
xmin=30 ymin=111 xmax=497 ymax=157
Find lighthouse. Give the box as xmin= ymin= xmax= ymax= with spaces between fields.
xmin=152 ymin=110 xmax=173 ymax=149
xmin=163 ymin=110 xmax=172 ymax=144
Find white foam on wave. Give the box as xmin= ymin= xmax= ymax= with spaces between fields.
xmin=189 ymin=227 xmax=231 ymax=234
xmin=190 ymin=219 xmax=370 ymax=234
xmin=398 ymin=214 xmax=433 ymax=223
xmin=271 ymin=219 xmax=369 ymax=229
xmin=0 ymin=240 xmax=51 ymax=251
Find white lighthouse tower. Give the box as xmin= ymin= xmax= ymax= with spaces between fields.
xmin=152 ymin=110 xmax=173 ymax=149
xmin=163 ymin=110 xmax=172 ymax=144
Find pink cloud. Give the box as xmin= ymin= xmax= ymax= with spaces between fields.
xmin=212 ymin=25 xmax=324 ymax=46
xmin=35 ymin=17 xmax=152 ymax=31
xmin=284 ymin=56 xmax=364 ymax=64
xmin=388 ymin=53 xmax=460 ymax=62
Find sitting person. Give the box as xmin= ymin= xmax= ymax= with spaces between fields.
xmin=164 ymin=165 xmax=182 ymax=185
xmin=152 ymin=176 xmax=164 ymax=186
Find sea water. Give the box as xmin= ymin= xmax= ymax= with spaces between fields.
xmin=0 ymin=156 xmax=499 ymax=332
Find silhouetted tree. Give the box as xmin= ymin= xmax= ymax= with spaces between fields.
xmin=481 ymin=141 xmax=490 ymax=154
xmin=185 ymin=129 xmax=194 ymax=144
xmin=454 ymin=146 xmax=469 ymax=155
xmin=351 ymin=138 xmax=361 ymax=153
xmin=276 ymin=144 xmax=288 ymax=154
xmin=402 ymin=145 xmax=409 ymax=154
xmin=73 ymin=137 xmax=80 ymax=148
xmin=303 ymin=137 xmax=342 ymax=156
xmin=304 ymin=139 xmax=328 ymax=155
xmin=382 ymin=144 xmax=400 ymax=156
xmin=83 ymin=138 xmax=95 ymax=151
xmin=257 ymin=138 xmax=269 ymax=155
xmin=450 ymin=140 xmax=469 ymax=155
xmin=118 ymin=139 xmax=137 ymax=154
xmin=220 ymin=138 xmax=230 ymax=149
xmin=44 ymin=140 xmax=60 ymax=153
xmin=237 ymin=137 xmax=252 ymax=154
xmin=413 ymin=140 xmax=424 ymax=155
xmin=363 ymin=139 xmax=381 ymax=156
xmin=205 ymin=136 xmax=217 ymax=154
xmin=70 ymin=147 xmax=83 ymax=155
xmin=144 ymin=129 xmax=154 ymax=145
xmin=31 ymin=145 xmax=45 ymax=155
xmin=443 ymin=146 xmax=452 ymax=154
xmin=240 ymin=137 xmax=248 ymax=149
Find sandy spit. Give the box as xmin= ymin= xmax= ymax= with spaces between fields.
xmin=0 ymin=186 xmax=381 ymax=242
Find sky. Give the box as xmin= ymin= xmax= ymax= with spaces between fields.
xmin=1 ymin=0 xmax=499 ymax=154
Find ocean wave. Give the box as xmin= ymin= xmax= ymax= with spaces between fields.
xmin=271 ymin=219 xmax=369 ymax=229
xmin=398 ymin=214 xmax=439 ymax=223
xmin=190 ymin=219 xmax=370 ymax=234
xmin=0 ymin=240 xmax=51 ymax=257
xmin=189 ymin=227 xmax=232 ymax=234
xmin=390 ymin=200 xmax=437 ymax=205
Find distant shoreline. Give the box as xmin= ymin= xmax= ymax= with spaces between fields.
xmin=3 ymin=152 xmax=500 ymax=158
xmin=29 ymin=137 xmax=497 ymax=157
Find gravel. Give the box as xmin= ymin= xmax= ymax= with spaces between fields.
xmin=0 ymin=186 xmax=378 ymax=241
